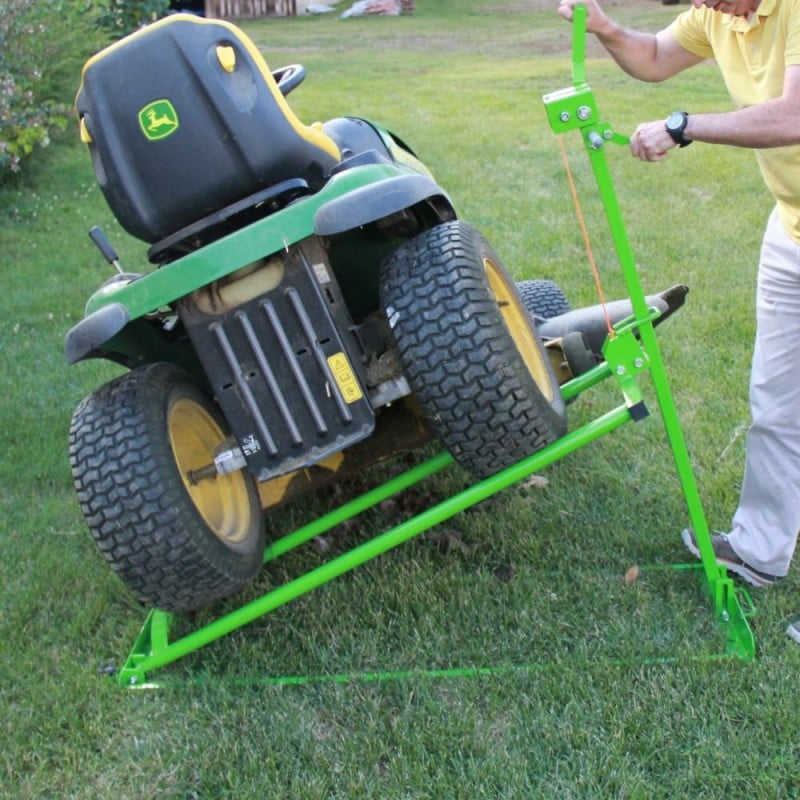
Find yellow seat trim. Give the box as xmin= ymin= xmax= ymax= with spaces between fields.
xmin=79 ymin=116 xmax=93 ymax=144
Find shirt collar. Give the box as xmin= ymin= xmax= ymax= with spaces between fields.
xmin=726 ymin=0 xmax=775 ymax=32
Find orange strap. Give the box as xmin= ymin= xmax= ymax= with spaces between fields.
xmin=556 ymin=134 xmax=614 ymax=340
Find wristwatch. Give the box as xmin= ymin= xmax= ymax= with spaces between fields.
xmin=665 ymin=111 xmax=692 ymax=148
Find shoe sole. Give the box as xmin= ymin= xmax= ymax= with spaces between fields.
xmin=787 ymin=623 xmax=800 ymax=645
xmin=680 ymin=528 xmax=778 ymax=588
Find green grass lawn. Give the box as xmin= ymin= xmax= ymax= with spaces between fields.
xmin=3 ymin=1 xmax=800 ymax=797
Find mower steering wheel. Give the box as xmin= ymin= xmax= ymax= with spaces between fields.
xmin=272 ymin=64 xmax=306 ymax=96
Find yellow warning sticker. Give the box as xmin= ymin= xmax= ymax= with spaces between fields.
xmin=327 ymin=352 xmax=363 ymax=403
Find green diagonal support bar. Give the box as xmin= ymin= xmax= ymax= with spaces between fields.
xmin=262 ymin=451 xmax=454 ymax=563
xmin=118 ymin=403 xmax=634 ymax=686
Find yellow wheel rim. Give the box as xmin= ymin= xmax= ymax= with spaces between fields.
xmin=169 ymin=397 xmax=253 ymax=545
xmin=484 ymin=257 xmax=555 ymax=403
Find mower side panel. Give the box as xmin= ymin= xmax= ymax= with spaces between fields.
xmin=65 ymin=311 xmax=205 ymax=384
xmin=82 ymin=163 xmax=431 ymax=324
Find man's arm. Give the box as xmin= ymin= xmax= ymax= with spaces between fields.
xmin=684 ymin=66 xmax=800 ymax=147
xmin=557 ymin=0 xmax=703 ymax=82
xmin=631 ymin=65 xmax=800 ymax=161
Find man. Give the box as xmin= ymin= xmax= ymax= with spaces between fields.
xmin=557 ymin=0 xmax=800 ymax=643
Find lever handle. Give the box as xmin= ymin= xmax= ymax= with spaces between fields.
xmin=88 ymin=225 xmax=123 ymax=274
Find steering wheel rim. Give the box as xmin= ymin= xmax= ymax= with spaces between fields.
xmin=272 ymin=64 xmax=306 ymax=96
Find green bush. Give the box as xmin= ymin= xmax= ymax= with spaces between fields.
xmin=0 ymin=0 xmax=107 ymax=179
xmin=96 ymin=0 xmax=171 ymax=35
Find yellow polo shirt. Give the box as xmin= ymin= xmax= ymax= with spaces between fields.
xmin=670 ymin=0 xmax=800 ymax=241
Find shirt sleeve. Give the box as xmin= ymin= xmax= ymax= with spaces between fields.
xmin=669 ymin=7 xmax=714 ymax=61
xmin=784 ymin=0 xmax=800 ymax=66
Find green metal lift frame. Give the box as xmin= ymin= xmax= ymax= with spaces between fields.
xmin=115 ymin=6 xmax=755 ymax=687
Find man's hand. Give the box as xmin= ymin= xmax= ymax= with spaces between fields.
xmin=557 ymin=0 xmax=701 ymax=81
xmin=630 ymin=121 xmax=677 ymax=162
xmin=557 ymin=0 xmax=612 ymax=35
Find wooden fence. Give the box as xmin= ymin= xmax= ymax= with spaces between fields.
xmin=205 ymin=0 xmax=297 ymax=18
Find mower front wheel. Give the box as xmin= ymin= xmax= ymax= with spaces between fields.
xmin=516 ymin=278 xmax=571 ymax=321
xmin=69 ymin=363 xmax=265 ymax=612
xmin=380 ymin=220 xmax=567 ymax=479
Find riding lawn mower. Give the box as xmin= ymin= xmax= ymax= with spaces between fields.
xmin=66 ymin=13 xmax=687 ymax=623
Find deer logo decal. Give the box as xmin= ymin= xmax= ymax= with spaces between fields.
xmin=138 ymin=99 xmax=180 ymax=141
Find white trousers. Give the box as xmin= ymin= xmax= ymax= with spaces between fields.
xmin=728 ymin=207 xmax=800 ymax=577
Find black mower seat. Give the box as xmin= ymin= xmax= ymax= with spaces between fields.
xmin=76 ymin=14 xmax=341 ymax=245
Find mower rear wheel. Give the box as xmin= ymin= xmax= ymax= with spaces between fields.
xmin=379 ymin=220 xmax=566 ymax=478
xmin=69 ymin=362 xmax=265 ymax=612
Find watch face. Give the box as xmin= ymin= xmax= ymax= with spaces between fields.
xmin=665 ymin=111 xmax=691 ymax=147
xmin=666 ymin=111 xmax=685 ymax=132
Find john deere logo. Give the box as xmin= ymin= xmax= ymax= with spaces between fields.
xmin=138 ymin=99 xmax=179 ymax=141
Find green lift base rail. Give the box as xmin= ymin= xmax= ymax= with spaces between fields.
xmin=115 ymin=6 xmax=755 ymax=688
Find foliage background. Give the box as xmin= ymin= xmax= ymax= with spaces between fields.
xmin=0 ymin=0 xmax=170 ymax=178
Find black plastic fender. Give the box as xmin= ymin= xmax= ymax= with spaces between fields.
xmin=65 ymin=302 xmax=130 ymax=365
xmin=313 ymin=173 xmax=455 ymax=236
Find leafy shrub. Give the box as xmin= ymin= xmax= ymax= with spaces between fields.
xmin=0 ymin=0 xmax=178 ymax=180
xmin=96 ymin=0 xmax=171 ymax=36
xmin=0 ymin=0 xmax=106 ymax=179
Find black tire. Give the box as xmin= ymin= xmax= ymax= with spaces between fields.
xmin=69 ymin=363 xmax=265 ymax=612
xmin=516 ymin=278 xmax=571 ymax=321
xmin=379 ymin=220 xmax=567 ymax=479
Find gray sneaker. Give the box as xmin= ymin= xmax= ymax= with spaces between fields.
xmin=787 ymin=621 xmax=800 ymax=644
xmin=681 ymin=528 xmax=781 ymax=588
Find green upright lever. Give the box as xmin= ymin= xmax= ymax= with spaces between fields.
xmin=543 ymin=3 xmax=754 ymax=655
xmin=571 ymin=2 xmax=587 ymax=86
